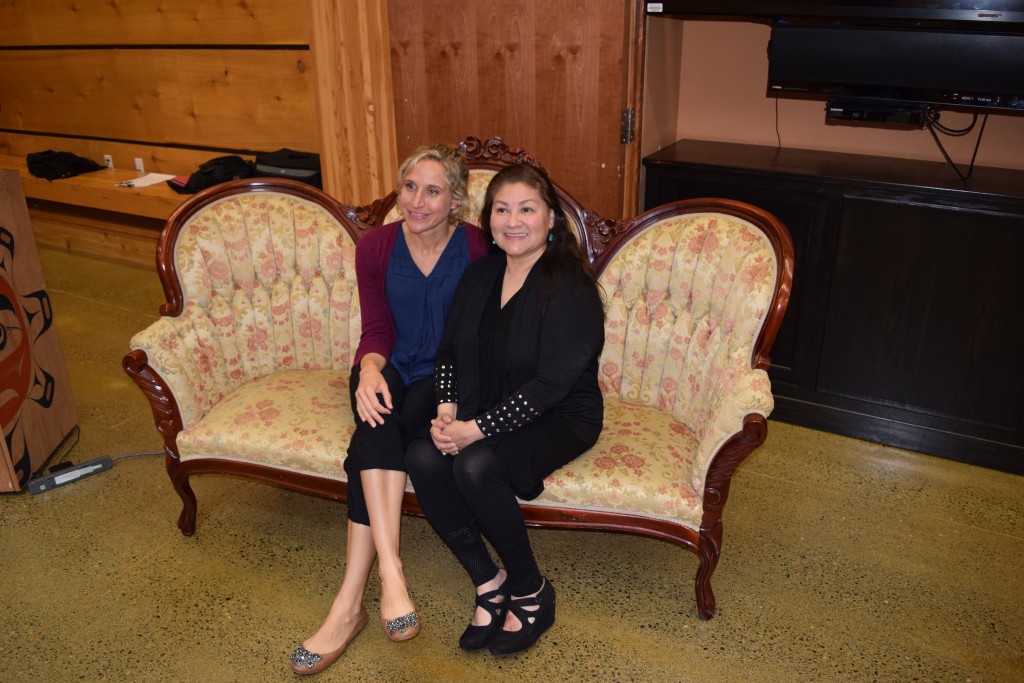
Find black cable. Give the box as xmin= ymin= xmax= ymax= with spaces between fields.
xmin=925 ymin=109 xmax=978 ymax=136
xmin=924 ymin=108 xmax=988 ymax=187
xmin=775 ymin=96 xmax=782 ymax=149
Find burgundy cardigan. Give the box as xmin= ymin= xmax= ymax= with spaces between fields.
xmin=352 ymin=221 xmax=490 ymax=369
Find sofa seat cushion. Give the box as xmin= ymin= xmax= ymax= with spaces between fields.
xmin=176 ymin=373 xmax=702 ymax=527
xmin=527 ymin=397 xmax=703 ymax=530
xmin=177 ymin=369 xmax=354 ymax=480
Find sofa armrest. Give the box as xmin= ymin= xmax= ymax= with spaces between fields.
xmin=130 ymin=312 xmax=239 ymax=430
xmin=690 ymin=367 xmax=773 ymax=492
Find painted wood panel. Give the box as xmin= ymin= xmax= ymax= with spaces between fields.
xmin=0 ymin=170 xmax=77 ymax=491
xmin=0 ymin=0 xmax=308 ymax=46
xmin=0 ymin=49 xmax=318 ymax=151
xmin=388 ymin=0 xmax=639 ymax=219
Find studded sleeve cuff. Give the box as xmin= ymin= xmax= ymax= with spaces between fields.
xmin=435 ymin=362 xmax=458 ymax=405
xmin=474 ymin=392 xmax=541 ymax=438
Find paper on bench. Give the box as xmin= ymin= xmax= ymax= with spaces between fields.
xmin=116 ymin=173 xmax=175 ymax=188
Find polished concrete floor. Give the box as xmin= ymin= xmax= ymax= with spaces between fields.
xmin=2 ymin=247 xmax=1022 ymax=682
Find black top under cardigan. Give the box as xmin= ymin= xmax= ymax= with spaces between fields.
xmin=435 ymin=253 xmax=605 ymax=436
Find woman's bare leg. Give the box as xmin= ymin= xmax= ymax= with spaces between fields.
xmin=361 ymin=468 xmax=416 ymax=621
xmin=300 ymin=520 xmax=375 ymax=653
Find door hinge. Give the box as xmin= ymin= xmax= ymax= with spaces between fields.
xmin=620 ymin=107 xmax=636 ymax=144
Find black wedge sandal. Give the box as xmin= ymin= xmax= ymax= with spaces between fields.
xmin=459 ymin=575 xmax=512 ymax=651
xmin=488 ymin=577 xmax=556 ymax=656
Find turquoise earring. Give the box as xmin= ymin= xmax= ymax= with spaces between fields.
xmin=547 ymin=231 xmax=554 ymax=243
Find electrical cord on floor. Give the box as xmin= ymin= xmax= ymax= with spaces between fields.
xmin=42 ymin=426 xmax=162 ymax=472
xmin=26 ymin=439 xmax=164 ymax=494
xmin=110 ymin=450 xmax=165 ymax=462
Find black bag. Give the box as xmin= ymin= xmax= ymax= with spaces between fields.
xmin=26 ymin=150 xmax=104 ymax=180
xmin=168 ymin=155 xmax=255 ymax=194
xmin=255 ymin=148 xmax=322 ymax=189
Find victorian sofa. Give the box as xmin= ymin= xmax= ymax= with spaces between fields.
xmin=123 ymin=136 xmax=793 ymax=619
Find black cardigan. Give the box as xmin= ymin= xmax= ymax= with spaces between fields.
xmin=435 ymin=253 xmax=605 ymax=435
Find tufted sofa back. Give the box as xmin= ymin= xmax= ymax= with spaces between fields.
xmin=595 ymin=208 xmax=782 ymax=487
xmin=136 ymin=183 xmax=361 ymax=427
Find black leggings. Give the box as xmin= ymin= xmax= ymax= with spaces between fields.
xmin=343 ymin=363 xmax=434 ymax=526
xmin=406 ymin=438 xmax=543 ymax=596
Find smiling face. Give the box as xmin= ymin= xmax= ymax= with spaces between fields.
xmin=489 ymin=181 xmax=555 ymax=268
xmin=397 ymin=159 xmax=458 ymax=237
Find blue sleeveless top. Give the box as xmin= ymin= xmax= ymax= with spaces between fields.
xmin=386 ymin=225 xmax=470 ymax=384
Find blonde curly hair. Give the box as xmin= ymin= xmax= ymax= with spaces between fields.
xmin=395 ymin=144 xmax=469 ymax=223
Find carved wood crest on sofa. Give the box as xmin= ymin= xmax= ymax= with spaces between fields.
xmin=123 ymin=136 xmax=794 ymax=620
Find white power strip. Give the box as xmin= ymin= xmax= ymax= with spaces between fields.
xmin=27 ymin=456 xmax=113 ymax=494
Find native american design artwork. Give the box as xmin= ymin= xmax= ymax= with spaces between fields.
xmin=0 ymin=226 xmax=58 ymax=488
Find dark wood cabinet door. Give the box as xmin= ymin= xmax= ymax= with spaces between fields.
xmin=819 ymin=196 xmax=1024 ymax=431
xmin=388 ymin=0 xmax=644 ymax=219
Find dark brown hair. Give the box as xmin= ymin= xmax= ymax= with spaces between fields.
xmin=480 ymin=163 xmax=596 ymax=308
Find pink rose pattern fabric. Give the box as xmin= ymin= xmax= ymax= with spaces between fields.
xmin=594 ymin=213 xmax=777 ymax=501
xmin=131 ymin=192 xmax=360 ymax=429
xmin=177 ymin=369 xmax=356 ymax=478
xmin=526 ymin=397 xmax=704 ymax=528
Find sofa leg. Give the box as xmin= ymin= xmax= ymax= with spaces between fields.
xmin=695 ymin=528 xmax=722 ymax=620
xmin=167 ymin=457 xmax=197 ymax=536
xmin=177 ymin=497 xmax=197 ymax=536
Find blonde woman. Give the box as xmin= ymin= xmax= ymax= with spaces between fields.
xmin=290 ymin=145 xmax=489 ymax=675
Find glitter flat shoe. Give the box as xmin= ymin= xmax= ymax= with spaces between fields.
xmin=380 ymin=609 xmax=420 ymax=642
xmin=289 ymin=606 xmax=368 ymax=675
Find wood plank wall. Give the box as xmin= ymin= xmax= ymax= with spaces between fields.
xmin=0 ymin=0 xmax=318 ymax=175
xmin=309 ymin=0 xmax=398 ymax=205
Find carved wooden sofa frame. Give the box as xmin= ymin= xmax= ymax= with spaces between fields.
xmin=123 ymin=136 xmax=794 ymax=620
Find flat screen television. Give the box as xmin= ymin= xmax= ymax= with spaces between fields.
xmin=766 ymin=23 xmax=1024 ymax=111
xmin=646 ymin=1 xmax=1024 ymax=27
xmin=646 ymin=1 xmax=1024 ymax=112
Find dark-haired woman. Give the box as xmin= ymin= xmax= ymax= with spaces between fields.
xmin=406 ymin=163 xmax=605 ymax=656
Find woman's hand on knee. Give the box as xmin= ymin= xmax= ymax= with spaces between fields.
xmin=355 ymin=366 xmax=392 ymax=426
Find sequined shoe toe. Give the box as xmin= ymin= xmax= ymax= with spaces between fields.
xmin=289 ymin=607 xmax=368 ymax=675
xmin=381 ymin=610 xmax=420 ymax=642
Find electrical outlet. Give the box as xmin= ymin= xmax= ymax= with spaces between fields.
xmin=134 ymin=157 xmax=145 ymax=173
xmin=103 ymin=154 xmax=113 ymax=169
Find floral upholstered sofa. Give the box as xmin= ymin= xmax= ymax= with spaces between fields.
xmin=123 ymin=136 xmax=793 ymax=620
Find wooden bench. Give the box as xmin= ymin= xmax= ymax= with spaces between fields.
xmin=0 ymin=154 xmax=184 ymax=220
xmin=0 ymin=154 xmax=189 ymax=266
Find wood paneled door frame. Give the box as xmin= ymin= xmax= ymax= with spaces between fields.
xmin=387 ymin=0 xmax=647 ymax=219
